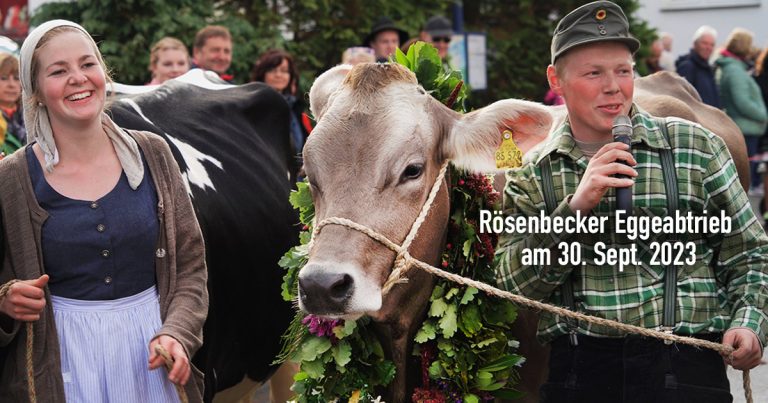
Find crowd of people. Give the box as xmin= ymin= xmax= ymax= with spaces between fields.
xmin=0 ymin=3 xmax=766 ymax=402
xmin=0 ymin=14 xmax=456 ymax=176
xmin=636 ymin=25 xmax=768 ymax=203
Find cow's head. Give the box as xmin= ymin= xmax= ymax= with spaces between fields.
xmin=298 ymin=63 xmax=551 ymax=322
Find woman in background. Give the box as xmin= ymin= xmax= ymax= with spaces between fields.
xmin=715 ymin=28 xmax=768 ymax=192
xmin=0 ymin=20 xmax=207 ymax=402
xmin=0 ymin=52 xmax=25 ymax=155
xmin=250 ymin=49 xmax=311 ymax=163
xmin=148 ymin=36 xmax=190 ymax=85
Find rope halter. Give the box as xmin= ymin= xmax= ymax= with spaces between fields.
xmin=308 ymin=160 xmax=451 ymax=295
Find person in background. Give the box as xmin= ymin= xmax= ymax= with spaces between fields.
xmin=754 ymin=47 xmax=768 ymax=221
xmin=400 ymin=38 xmax=419 ymax=54
xmin=645 ymin=39 xmax=663 ymax=74
xmin=148 ymin=37 xmax=190 ymax=85
xmin=192 ymin=25 xmax=233 ymax=82
xmin=342 ymin=46 xmax=376 ymax=65
xmin=746 ymin=46 xmax=762 ymax=74
xmin=250 ymin=49 xmax=311 ymax=171
xmin=497 ymin=2 xmax=768 ymax=402
xmin=422 ymin=15 xmax=453 ymax=60
xmin=676 ymin=25 xmax=720 ymax=107
xmin=0 ymin=19 xmax=208 ymax=402
xmin=658 ymin=32 xmax=675 ymax=72
xmin=363 ymin=17 xmax=408 ymax=62
xmin=715 ymin=28 xmax=768 ymax=193
xmin=0 ymin=52 xmax=25 ymax=155
xmin=543 ymin=88 xmax=564 ymax=106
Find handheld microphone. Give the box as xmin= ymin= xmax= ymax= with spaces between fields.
xmin=612 ymin=115 xmax=633 ymax=216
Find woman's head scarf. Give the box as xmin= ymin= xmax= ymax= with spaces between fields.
xmin=20 ymin=19 xmax=143 ymax=189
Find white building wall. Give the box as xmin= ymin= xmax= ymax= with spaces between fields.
xmin=636 ymin=0 xmax=768 ymax=60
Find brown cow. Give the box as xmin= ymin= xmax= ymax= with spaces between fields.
xmin=298 ymin=64 xmax=750 ymax=402
xmin=636 ymin=71 xmax=749 ymax=190
xmin=299 ymin=63 xmax=551 ymax=402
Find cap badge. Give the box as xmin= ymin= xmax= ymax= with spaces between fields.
xmin=596 ymin=9 xmax=607 ymax=20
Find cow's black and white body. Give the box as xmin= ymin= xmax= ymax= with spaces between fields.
xmin=108 ymin=70 xmax=298 ymax=401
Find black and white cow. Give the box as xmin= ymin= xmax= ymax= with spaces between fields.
xmin=108 ymin=70 xmax=299 ymax=402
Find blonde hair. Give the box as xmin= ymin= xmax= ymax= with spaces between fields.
xmin=0 ymin=52 xmax=18 ymax=77
xmin=149 ymin=36 xmax=189 ymax=72
xmin=724 ymin=28 xmax=753 ymax=59
xmin=30 ymin=26 xmax=112 ymax=102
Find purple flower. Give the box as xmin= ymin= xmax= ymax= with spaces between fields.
xmin=302 ymin=315 xmax=343 ymax=339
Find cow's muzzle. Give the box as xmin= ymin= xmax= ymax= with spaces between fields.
xmin=298 ymin=267 xmax=355 ymax=315
xmin=297 ymin=262 xmax=383 ymax=317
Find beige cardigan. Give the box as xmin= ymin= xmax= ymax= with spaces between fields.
xmin=0 ymin=130 xmax=208 ymax=402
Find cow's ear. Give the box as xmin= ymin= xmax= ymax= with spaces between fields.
xmin=310 ymin=64 xmax=353 ymax=121
xmin=444 ymin=99 xmax=553 ymax=172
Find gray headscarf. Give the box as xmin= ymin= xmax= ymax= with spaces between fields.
xmin=20 ymin=19 xmax=144 ymax=189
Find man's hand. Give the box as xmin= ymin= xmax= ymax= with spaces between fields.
xmin=722 ymin=328 xmax=763 ymax=370
xmin=569 ymin=142 xmax=637 ymax=214
xmin=0 ymin=275 xmax=49 ymax=322
xmin=149 ymin=335 xmax=191 ymax=385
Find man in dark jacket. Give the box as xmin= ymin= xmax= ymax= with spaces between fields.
xmin=676 ymin=25 xmax=720 ymax=107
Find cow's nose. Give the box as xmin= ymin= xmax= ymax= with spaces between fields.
xmin=298 ymin=270 xmax=355 ymax=314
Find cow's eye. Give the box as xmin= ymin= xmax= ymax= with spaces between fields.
xmin=402 ymin=163 xmax=423 ymax=181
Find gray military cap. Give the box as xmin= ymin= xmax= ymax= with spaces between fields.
xmin=551 ymin=1 xmax=641 ymax=64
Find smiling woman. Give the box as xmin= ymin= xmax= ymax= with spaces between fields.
xmin=0 ymin=20 xmax=208 ymax=402
xmin=148 ymin=37 xmax=190 ymax=85
xmin=251 ymin=49 xmax=311 ymax=166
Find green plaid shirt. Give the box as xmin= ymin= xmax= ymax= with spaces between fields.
xmin=495 ymin=106 xmax=768 ymax=346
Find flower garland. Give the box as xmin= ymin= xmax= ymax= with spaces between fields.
xmin=277 ymin=43 xmax=525 ymax=403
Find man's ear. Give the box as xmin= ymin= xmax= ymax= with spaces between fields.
xmin=444 ymin=99 xmax=553 ymax=172
xmin=546 ymin=64 xmax=563 ymax=97
xmin=309 ymin=64 xmax=353 ymax=121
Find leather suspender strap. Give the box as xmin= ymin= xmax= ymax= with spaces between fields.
xmin=540 ymin=155 xmax=578 ymax=345
xmin=540 ymin=155 xmax=558 ymax=214
xmin=657 ymin=119 xmax=679 ymax=337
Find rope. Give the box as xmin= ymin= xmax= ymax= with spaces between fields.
xmin=308 ymin=161 xmax=755 ymax=403
xmin=744 ymin=370 xmax=752 ymax=403
xmin=154 ymin=344 xmax=189 ymax=403
xmin=389 ymin=160 xmax=450 ymax=292
xmin=0 ymin=280 xmax=36 ymax=403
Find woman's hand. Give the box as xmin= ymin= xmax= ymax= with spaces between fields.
xmin=148 ymin=335 xmax=190 ymax=385
xmin=0 ymin=275 xmax=49 ymax=322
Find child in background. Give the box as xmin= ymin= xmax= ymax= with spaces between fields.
xmin=0 ymin=52 xmax=25 ymax=155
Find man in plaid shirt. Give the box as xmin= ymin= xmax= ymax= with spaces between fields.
xmin=496 ymin=2 xmax=768 ymax=402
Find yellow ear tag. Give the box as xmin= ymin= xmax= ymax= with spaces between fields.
xmin=348 ymin=390 xmax=361 ymax=403
xmin=495 ymin=129 xmax=523 ymax=169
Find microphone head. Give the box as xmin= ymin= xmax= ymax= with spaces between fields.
xmin=612 ymin=115 xmax=632 ymax=138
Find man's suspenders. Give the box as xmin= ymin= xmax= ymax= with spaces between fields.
xmin=540 ymin=158 xmax=580 ymax=345
xmin=656 ymin=120 xmax=679 ymax=341
xmin=538 ymin=119 xmax=677 ymax=344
